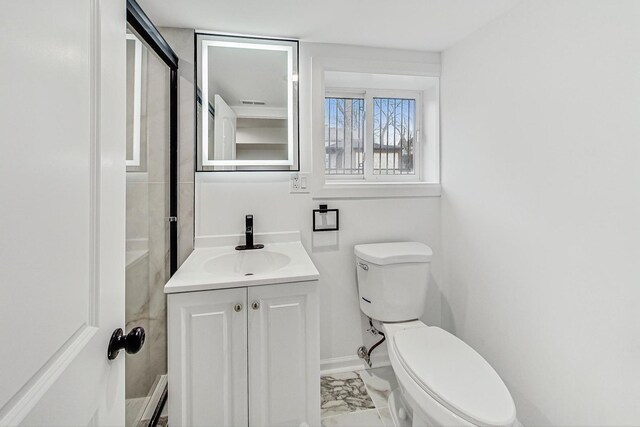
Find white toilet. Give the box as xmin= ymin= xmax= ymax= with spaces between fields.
xmin=355 ymin=242 xmax=518 ymax=427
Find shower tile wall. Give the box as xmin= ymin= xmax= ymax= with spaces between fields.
xmin=126 ymin=28 xmax=195 ymax=400
xmin=126 ymin=43 xmax=171 ymax=398
xmin=126 ymin=28 xmax=195 ymax=399
xmin=125 ymin=192 xmax=152 ymax=398
xmin=160 ymin=27 xmax=196 ymax=267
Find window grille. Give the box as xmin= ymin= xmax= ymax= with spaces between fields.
xmin=324 ymin=97 xmax=365 ymax=175
xmin=373 ymin=98 xmax=415 ymax=175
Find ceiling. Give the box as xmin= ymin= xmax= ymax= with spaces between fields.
xmin=138 ymin=0 xmax=521 ymax=52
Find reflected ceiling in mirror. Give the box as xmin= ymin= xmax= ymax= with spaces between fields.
xmin=196 ymin=33 xmax=299 ymax=171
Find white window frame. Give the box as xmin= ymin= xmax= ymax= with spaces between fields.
xmin=324 ymin=90 xmax=365 ymax=180
xmin=310 ymin=54 xmax=441 ymax=199
xmin=325 ymin=88 xmax=423 ymax=183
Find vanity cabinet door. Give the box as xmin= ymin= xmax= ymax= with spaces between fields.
xmin=248 ymin=282 xmax=320 ymax=427
xmin=168 ymin=288 xmax=248 ymax=427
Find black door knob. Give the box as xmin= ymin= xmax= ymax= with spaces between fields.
xmin=107 ymin=327 xmax=145 ymax=360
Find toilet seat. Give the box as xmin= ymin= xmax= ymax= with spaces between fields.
xmin=392 ymin=326 xmax=516 ymax=427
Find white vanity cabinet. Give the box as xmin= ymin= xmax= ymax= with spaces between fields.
xmin=168 ymin=281 xmax=320 ymax=427
xmin=167 ymin=287 xmax=248 ymax=426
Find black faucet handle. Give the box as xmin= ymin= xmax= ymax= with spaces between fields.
xmin=236 ymin=214 xmax=261 ymax=251
xmin=236 ymin=214 xmax=263 ymax=251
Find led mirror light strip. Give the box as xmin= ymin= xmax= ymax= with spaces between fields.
xmin=126 ymin=33 xmax=142 ymax=167
xmin=200 ymin=38 xmax=295 ymax=167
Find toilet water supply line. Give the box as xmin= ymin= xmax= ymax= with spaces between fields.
xmin=358 ymin=318 xmax=386 ymax=368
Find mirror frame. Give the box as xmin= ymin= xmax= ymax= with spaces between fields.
xmin=195 ymin=32 xmax=300 ymax=171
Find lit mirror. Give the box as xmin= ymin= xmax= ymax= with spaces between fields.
xmin=196 ymin=33 xmax=299 ymax=171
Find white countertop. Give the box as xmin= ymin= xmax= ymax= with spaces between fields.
xmin=164 ymin=239 xmax=320 ymax=294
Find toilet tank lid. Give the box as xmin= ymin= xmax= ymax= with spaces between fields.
xmin=354 ymin=242 xmax=433 ymax=265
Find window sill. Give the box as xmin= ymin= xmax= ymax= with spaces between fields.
xmin=312 ymin=181 xmax=441 ymax=199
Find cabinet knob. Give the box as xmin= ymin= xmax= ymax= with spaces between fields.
xmin=251 ymin=301 xmax=260 ymax=310
xmin=234 ymin=303 xmax=243 ymax=312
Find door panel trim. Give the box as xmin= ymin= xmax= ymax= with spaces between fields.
xmin=168 ymin=288 xmax=248 ymax=426
xmin=0 ymin=326 xmax=98 ymax=426
xmin=0 ymin=0 xmax=101 ymax=423
xmin=88 ymin=0 xmax=101 ymax=328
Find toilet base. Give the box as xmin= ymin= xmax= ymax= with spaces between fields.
xmin=389 ymin=388 xmax=438 ymax=427
xmin=388 ymin=389 xmax=412 ymax=427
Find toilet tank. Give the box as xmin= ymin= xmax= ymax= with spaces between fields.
xmin=355 ymin=242 xmax=433 ymax=322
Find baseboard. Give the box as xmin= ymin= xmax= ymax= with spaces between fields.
xmin=320 ymin=353 xmax=390 ymax=375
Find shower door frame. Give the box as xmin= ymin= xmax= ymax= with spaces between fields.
xmin=126 ymin=0 xmax=178 ymax=425
xmin=126 ymin=0 xmax=179 ymax=274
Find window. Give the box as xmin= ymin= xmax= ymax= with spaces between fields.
xmin=324 ymin=89 xmax=421 ymax=181
xmin=315 ymin=69 xmax=440 ymax=198
xmin=325 ymin=97 xmax=365 ymax=176
xmin=373 ymin=97 xmax=416 ymax=175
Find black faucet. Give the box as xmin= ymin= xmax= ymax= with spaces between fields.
xmin=235 ymin=214 xmax=264 ymax=250
xmin=245 ymin=214 xmax=254 ymax=247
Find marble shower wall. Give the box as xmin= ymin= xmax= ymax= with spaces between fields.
xmin=125 ymin=37 xmax=177 ymax=398
xmin=159 ymin=27 xmax=195 ymax=267
xmin=125 ymin=28 xmax=196 ymax=399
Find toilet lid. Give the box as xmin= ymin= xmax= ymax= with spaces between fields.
xmin=354 ymin=242 xmax=433 ymax=265
xmin=393 ymin=327 xmax=516 ymax=427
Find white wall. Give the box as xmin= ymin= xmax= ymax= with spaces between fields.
xmin=441 ymin=1 xmax=640 ymax=425
xmin=196 ymin=43 xmax=443 ymax=366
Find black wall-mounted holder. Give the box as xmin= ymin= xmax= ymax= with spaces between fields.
xmin=313 ymin=204 xmax=339 ymax=232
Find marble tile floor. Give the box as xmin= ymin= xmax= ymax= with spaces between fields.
xmin=321 ymin=366 xmax=398 ymax=427
xmin=156 ymin=403 xmax=168 ymax=427
xmin=151 ymin=365 xmax=398 ymax=427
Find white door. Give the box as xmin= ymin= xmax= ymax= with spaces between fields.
xmin=167 ymin=289 xmax=248 ymax=427
xmin=214 ymin=94 xmax=237 ymax=161
xmin=248 ymin=282 xmax=320 ymax=427
xmin=0 ymin=1 xmax=126 ymax=426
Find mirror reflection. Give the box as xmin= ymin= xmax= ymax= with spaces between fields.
xmin=196 ymin=34 xmax=299 ymax=171
xmin=126 ymin=32 xmax=147 ymax=171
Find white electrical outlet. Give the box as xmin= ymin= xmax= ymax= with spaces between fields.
xmin=290 ymin=173 xmax=310 ymax=193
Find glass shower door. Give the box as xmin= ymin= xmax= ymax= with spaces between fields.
xmin=125 ymin=27 xmax=172 ymax=427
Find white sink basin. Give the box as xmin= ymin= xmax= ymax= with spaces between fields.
xmin=164 ymin=238 xmax=319 ymax=294
xmin=204 ymin=250 xmax=291 ymax=276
